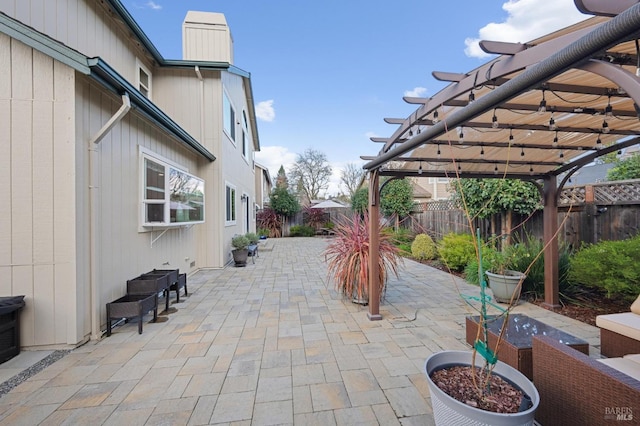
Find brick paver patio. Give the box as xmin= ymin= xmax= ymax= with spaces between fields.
xmin=0 ymin=237 xmax=600 ymax=425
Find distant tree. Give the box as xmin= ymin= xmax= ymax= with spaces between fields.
xmin=275 ymin=165 xmax=289 ymax=189
xmin=450 ymin=178 xmax=541 ymax=244
xmin=351 ymin=187 xmax=369 ymax=215
xmin=596 ymin=151 xmax=619 ymax=164
xmin=380 ymin=178 xmax=414 ymax=229
xmin=340 ymin=163 xmax=366 ymax=199
xmin=289 ymin=148 xmax=332 ymax=202
xmin=607 ymin=154 xmax=640 ymax=181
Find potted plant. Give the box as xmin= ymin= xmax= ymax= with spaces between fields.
xmin=324 ymin=212 xmax=401 ymax=305
xmin=485 ymin=247 xmax=527 ymax=304
xmin=257 ymin=228 xmax=270 ymax=240
xmin=231 ymin=235 xmax=250 ymax=267
xmin=424 ymin=231 xmax=539 ymax=425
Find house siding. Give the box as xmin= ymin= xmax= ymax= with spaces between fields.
xmin=0 ymin=35 xmax=78 ymax=347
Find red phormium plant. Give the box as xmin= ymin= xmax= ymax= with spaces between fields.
xmin=303 ymin=205 xmax=327 ymax=229
xmin=256 ymin=207 xmax=282 ymax=238
xmin=324 ymin=212 xmax=401 ymax=302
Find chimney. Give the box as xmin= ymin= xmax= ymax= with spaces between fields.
xmin=182 ymin=11 xmax=233 ymax=63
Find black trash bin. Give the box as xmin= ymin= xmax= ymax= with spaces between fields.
xmin=0 ymin=296 xmax=25 ymax=364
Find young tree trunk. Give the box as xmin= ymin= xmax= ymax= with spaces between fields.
xmin=504 ymin=210 xmax=513 ymax=246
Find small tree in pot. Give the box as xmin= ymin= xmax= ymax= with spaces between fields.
xmin=231 ymin=235 xmax=250 ymax=267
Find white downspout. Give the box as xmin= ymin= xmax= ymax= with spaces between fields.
xmin=89 ymin=93 xmax=131 ymax=340
xmin=195 ymin=66 xmax=205 ymax=141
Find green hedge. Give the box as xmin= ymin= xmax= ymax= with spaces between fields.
xmin=290 ymin=225 xmax=316 ymax=237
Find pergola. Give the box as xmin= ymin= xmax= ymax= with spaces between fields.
xmin=362 ymin=1 xmax=640 ymax=320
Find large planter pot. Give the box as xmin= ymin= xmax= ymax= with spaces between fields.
xmin=486 ymin=270 xmax=526 ymax=303
xmin=232 ymin=248 xmax=249 ymax=267
xmin=425 ymin=351 xmax=539 ymax=426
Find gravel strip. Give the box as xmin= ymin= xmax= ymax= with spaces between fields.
xmin=0 ymin=350 xmax=71 ymax=397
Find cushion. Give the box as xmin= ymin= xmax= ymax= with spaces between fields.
xmin=596 ymin=312 xmax=640 ymax=341
xmin=623 ymin=353 xmax=640 ymax=364
xmin=631 ymin=294 xmax=640 ymax=315
xmin=597 ymin=357 xmax=640 ymax=380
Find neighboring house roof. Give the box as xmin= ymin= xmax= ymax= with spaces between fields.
xmin=0 ymin=11 xmax=216 ymax=161
xmin=561 ymin=162 xmax=615 ymax=186
xmin=254 ymin=162 xmax=272 ymax=186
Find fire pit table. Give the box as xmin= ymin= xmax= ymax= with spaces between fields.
xmin=466 ymin=313 xmax=589 ymax=379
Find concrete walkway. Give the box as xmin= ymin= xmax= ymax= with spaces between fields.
xmin=0 ymin=237 xmax=600 ymax=425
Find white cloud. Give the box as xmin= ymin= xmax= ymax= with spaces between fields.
xmin=465 ymin=0 xmax=588 ymax=58
xmin=254 ymin=146 xmax=297 ymax=181
xmin=146 ymin=1 xmax=162 ymax=10
xmin=255 ymin=100 xmax=275 ymax=122
xmin=404 ymin=87 xmax=428 ymax=98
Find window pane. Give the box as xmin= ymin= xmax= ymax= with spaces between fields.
xmin=242 ymin=131 xmax=247 ymax=156
xmin=145 ymin=159 xmax=165 ymax=199
xmin=146 ymin=203 xmax=164 ymax=222
xmin=223 ymin=93 xmax=235 ymax=141
xmin=169 ymin=168 xmax=204 ymax=223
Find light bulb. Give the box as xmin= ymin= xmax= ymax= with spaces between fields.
xmin=602 ymin=120 xmax=610 ymax=134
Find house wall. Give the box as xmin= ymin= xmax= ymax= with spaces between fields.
xmin=0 ymin=0 xmax=155 ymax=92
xmin=75 ymin=76 xmax=203 ymax=337
xmin=0 ymin=35 xmax=79 ymax=347
xmin=182 ymin=11 xmax=233 ymax=63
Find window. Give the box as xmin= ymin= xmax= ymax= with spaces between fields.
xmin=137 ymin=59 xmax=152 ymax=99
xmin=242 ymin=110 xmax=249 ymax=158
xmin=142 ymin=153 xmax=204 ymax=227
xmin=226 ymin=184 xmax=236 ymax=224
xmin=223 ymin=92 xmax=235 ymax=142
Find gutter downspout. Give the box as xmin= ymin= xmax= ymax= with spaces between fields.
xmin=195 ymin=66 xmax=205 ymax=142
xmin=89 ymin=93 xmax=131 ymax=340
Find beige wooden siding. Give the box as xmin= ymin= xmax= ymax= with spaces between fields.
xmin=0 ymin=35 xmax=77 ymax=347
xmin=0 ymin=0 xmax=155 ymax=96
xmin=182 ymin=11 xmax=233 ymax=63
xmin=76 ymin=78 xmax=204 ymax=332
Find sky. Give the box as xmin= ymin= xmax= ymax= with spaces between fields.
xmin=126 ymin=0 xmax=589 ymax=197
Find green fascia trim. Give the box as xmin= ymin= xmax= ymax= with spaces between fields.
xmin=88 ymin=57 xmax=216 ymax=162
xmin=0 ymin=12 xmax=90 ymax=74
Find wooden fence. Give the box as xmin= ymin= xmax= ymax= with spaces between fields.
xmin=411 ymin=179 xmax=640 ymax=247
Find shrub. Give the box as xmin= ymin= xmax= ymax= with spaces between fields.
xmin=245 ymin=232 xmax=259 ymax=245
xmin=231 ymin=235 xmax=249 ymax=250
xmin=257 ymin=227 xmax=270 ymax=238
xmin=464 ymin=245 xmax=498 ymax=286
xmin=438 ymin=232 xmax=476 ymax=272
xmin=389 ymin=227 xmax=414 ymax=245
xmin=257 ymin=208 xmax=281 ymax=238
xmin=568 ymin=235 xmax=640 ymax=300
xmin=290 ymin=225 xmax=316 ymax=237
xmin=304 ymin=206 xmax=327 ymax=229
xmin=411 ymin=234 xmax=437 ymax=261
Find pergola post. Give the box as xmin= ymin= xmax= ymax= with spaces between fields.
xmin=542 ymin=175 xmax=560 ymax=308
xmin=368 ymin=169 xmax=382 ymax=320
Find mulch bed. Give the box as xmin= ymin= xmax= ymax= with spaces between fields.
xmin=415 ymin=258 xmax=630 ymax=326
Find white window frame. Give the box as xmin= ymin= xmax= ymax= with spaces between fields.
xmin=136 ymin=59 xmax=152 ymax=99
xmin=242 ymin=110 xmax=249 ymax=159
xmin=139 ymin=148 xmax=205 ymax=228
xmin=223 ymin=91 xmax=236 ymax=143
xmin=225 ymin=182 xmax=237 ymax=225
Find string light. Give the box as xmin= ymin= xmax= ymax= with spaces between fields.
xmin=549 ymin=112 xmax=557 ymax=131
xmin=509 ymin=128 xmax=514 ymax=143
xmin=538 ymin=90 xmax=547 ymax=113
xmin=520 ymin=147 xmax=525 ymax=157
xmin=436 ymin=145 xmax=441 ymax=158
xmin=596 ymin=134 xmax=602 ymax=150
xmin=529 ymin=165 xmax=534 ymax=175
xmin=559 ymin=150 xmax=564 ymax=159
xmin=602 ymin=119 xmax=610 ymax=134
xmin=494 ymin=165 xmax=499 ymax=175
xmin=432 ymin=109 xmax=439 ymax=123
xmin=604 ymin=95 xmax=613 ymax=117
xmin=468 ymin=90 xmax=475 ymax=103
xmin=492 ymin=109 xmax=499 ymax=128
xmin=418 ymin=161 xmax=423 ymax=174
xmin=458 ymin=126 xmax=464 ymax=144
xmin=552 ymin=131 xmax=559 ymax=148
xmin=480 ymin=145 xmax=485 ymax=157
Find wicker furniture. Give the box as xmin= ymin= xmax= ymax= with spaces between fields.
xmin=533 ymin=335 xmax=640 ymax=425
xmin=106 ymin=293 xmax=158 ymax=336
xmin=596 ymin=312 xmax=640 ymax=357
xmin=150 ymin=269 xmax=187 ymax=303
xmin=127 ymin=273 xmax=170 ymax=312
xmin=466 ymin=314 xmax=589 ymax=379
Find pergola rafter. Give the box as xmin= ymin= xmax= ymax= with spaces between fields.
xmin=361 ymin=1 xmax=640 ymax=320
